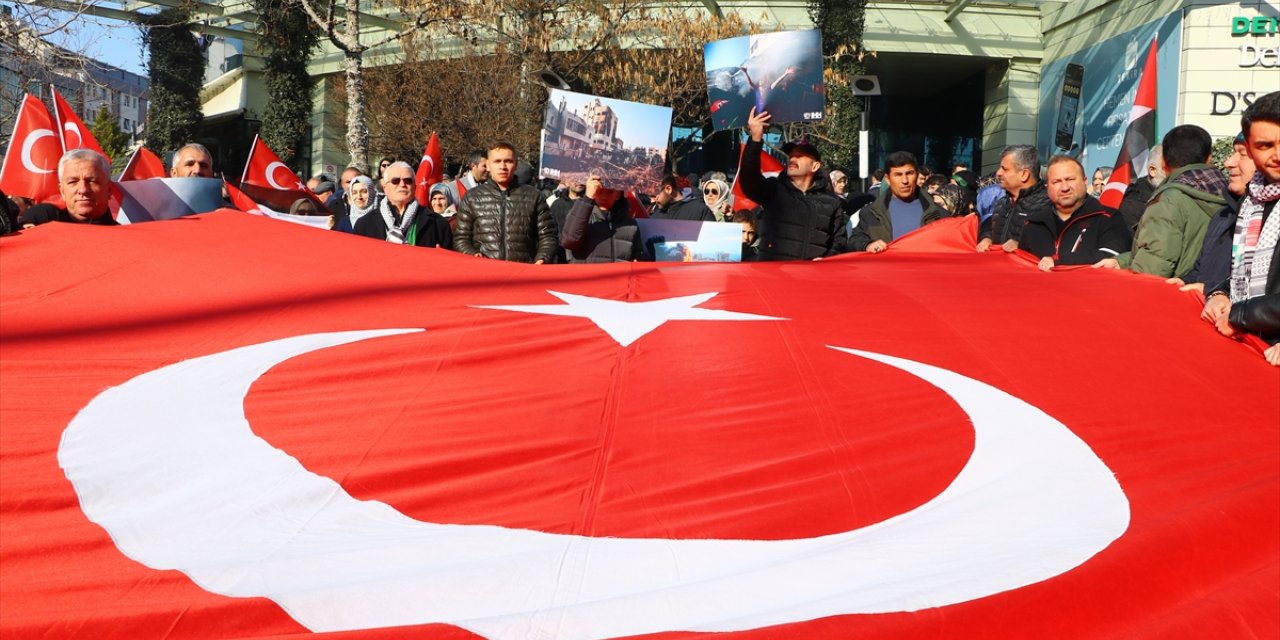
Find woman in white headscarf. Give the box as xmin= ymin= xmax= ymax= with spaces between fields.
xmin=332 ymin=175 xmax=378 ymax=232
xmin=701 ymin=177 xmax=732 ymax=222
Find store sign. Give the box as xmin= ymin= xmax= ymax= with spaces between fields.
xmin=1239 ymin=45 xmax=1279 ymax=68
xmin=1211 ymin=91 xmax=1259 ymax=116
xmin=1230 ymin=16 xmax=1279 ymax=36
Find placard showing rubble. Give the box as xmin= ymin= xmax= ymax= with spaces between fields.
xmin=539 ymin=90 xmax=673 ymax=196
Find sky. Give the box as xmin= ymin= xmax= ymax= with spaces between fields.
xmin=4 ymin=2 xmax=148 ymax=76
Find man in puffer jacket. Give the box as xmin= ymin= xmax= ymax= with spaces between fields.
xmin=453 ymin=142 xmax=558 ymax=263
xmin=1021 ymin=156 xmax=1130 ymax=269
xmin=737 ymin=108 xmax=845 ymax=260
xmin=977 ymin=144 xmax=1052 ymax=252
xmin=849 ymin=151 xmax=947 ymax=253
xmin=1103 ymin=125 xmax=1228 ymax=279
xmin=560 ymin=175 xmax=644 ymax=263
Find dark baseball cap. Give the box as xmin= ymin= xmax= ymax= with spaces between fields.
xmin=782 ymin=139 xmax=822 ymax=162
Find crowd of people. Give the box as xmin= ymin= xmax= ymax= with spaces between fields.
xmin=3 ymin=92 xmax=1277 ymax=365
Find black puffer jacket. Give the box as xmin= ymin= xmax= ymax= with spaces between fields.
xmin=979 ymin=180 xmax=1052 ymax=244
xmin=849 ymin=188 xmax=946 ymax=250
xmin=737 ymin=139 xmax=845 ymax=260
xmin=1211 ymin=201 xmax=1280 ymax=345
xmin=560 ymin=197 xmax=643 ymax=263
xmin=453 ymin=181 xmax=557 ymax=263
xmin=656 ymin=199 xmax=716 ymax=222
xmin=1019 ymin=196 xmax=1130 ymax=265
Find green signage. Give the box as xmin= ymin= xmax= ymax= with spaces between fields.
xmin=1232 ymin=16 xmax=1279 ymax=35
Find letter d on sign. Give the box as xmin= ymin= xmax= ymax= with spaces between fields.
xmin=1212 ymin=92 xmax=1237 ymax=116
xmin=1233 ymin=17 xmax=1250 ymax=35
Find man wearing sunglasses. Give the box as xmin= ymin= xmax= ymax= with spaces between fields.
xmin=738 ymin=107 xmax=845 ymax=260
xmin=453 ymin=142 xmax=557 ymax=263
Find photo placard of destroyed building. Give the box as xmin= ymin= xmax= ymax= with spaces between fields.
xmin=539 ymin=89 xmax=673 ymax=196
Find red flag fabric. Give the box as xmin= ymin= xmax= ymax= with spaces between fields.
xmin=415 ymin=132 xmax=445 ymax=207
xmin=225 ymin=179 xmax=265 ymax=215
xmin=119 ymin=146 xmax=168 ymax=181
xmin=1099 ymin=39 xmax=1159 ymax=209
xmin=1 ymin=214 xmax=1276 ymax=639
xmin=732 ymin=144 xmax=784 ymax=212
xmin=51 ymin=87 xmax=106 ymax=161
xmin=624 ymin=190 xmax=648 ymax=219
xmin=238 ymin=135 xmax=328 ymax=214
xmin=0 ymin=94 xmax=62 ymax=202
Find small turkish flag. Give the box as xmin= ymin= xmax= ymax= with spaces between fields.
xmin=1099 ymin=38 xmax=1159 ymax=209
xmin=119 ymin=146 xmax=168 ymax=181
xmin=238 ymin=135 xmax=327 ymax=214
xmin=51 ymin=87 xmax=107 ymax=161
xmin=415 ymin=132 xmax=444 ymax=207
xmin=0 ymin=94 xmax=62 ymax=202
xmin=732 ymin=144 xmax=784 ymax=212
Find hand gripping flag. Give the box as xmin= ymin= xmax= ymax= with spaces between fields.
xmin=0 ymin=94 xmax=62 ymax=202
xmin=51 ymin=87 xmax=107 ymax=160
xmin=415 ymin=132 xmax=445 ymax=207
xmin=0 ymin=214 xmax=1276 ymax=639
xmin=1098 ymin=38 xmax=1159 ymax=209
xmin=238 ymin=135 xmax=328 ymax=214
xmin=732 ymin=142 xmax=785 ymax=212
xmin=119 ymin=146 xmax=168 ymax=181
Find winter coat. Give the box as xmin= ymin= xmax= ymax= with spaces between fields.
xmin=1124 ymin=164 xmax=1229 ymax=279
xmin=1184 ymin=194 xmax=1243 ymax=287
xmin=1019 ymin=196 xmax=1130 ymax=265
xmin=453 ymin=181 xmax=558 ymax=263
xmin=979 ymin=180 xmax=1052 ymax=244
xmin=848 ymin=188 xmax=947 ymax=251
xmin=653 ymin=198 xmax=716 ymax=222
xmin=1209 ymin=200 xmax=1280 ymax=345
xmin=737 ymin=138 xmax=845 ymax=260
xmin=1117 ymin=176 xmax=1156 ymax=232
xmin=353 ymin=206 xmax=452 ymax=248
xmin=559 ymin=197 xmax=643 ymax=263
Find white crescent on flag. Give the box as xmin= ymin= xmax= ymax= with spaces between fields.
xmin=21 ymin=129 xmax=56 ymax=174
xmin=60 ymin=325 xmax=1129 ymax=639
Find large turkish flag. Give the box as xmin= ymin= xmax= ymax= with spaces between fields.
xmin=0 ymin=213 xmax=1275 ymax=639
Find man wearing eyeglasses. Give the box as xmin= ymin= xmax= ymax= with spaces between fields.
xmin=738 ymin=108 xmax=845 ymax=260
xmin=353 ymin=161 xmax=451 ymax=248
xmin=453 ymin=142 xmax=557 ymax=263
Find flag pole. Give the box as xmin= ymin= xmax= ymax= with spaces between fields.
xmin=240 ymin=135 xmax=259 ymax=187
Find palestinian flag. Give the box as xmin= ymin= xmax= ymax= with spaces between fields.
xmin=1098 ymin=39 xmax=1158 ymax=209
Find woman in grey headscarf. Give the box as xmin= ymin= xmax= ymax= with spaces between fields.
xmin=428 ymin=182 xmax=457 ymax=233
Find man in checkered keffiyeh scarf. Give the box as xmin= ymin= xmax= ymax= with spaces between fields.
xmin=1202 ymin=91 xmax=1280 ymax=366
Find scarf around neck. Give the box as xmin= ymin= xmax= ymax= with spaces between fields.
xmin=379 ymin=198 xmax=420 ymax=245
xmin=1230 ymin=173 xmax=1280 ymax=302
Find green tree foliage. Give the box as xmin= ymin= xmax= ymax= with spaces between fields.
xmin=141 ymin=9 xmax=204 ymax=159
xmin=804 ymin=0 xmax=868 ymax=171
xmin=90 ymin=106 xmax=130 ymax=163
xmin=253 ymin=0 xmax=319 ymax=167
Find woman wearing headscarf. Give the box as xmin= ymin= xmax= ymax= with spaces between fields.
xmin=428 ymin=182 xmax=458 ymax=233
xmin=931 ymin=184 xmax=969 ymax=218
xmin=701 ymin=177 xmax=733 ymax=222
xmin=331 ymin=175 xmax=378 ymax=232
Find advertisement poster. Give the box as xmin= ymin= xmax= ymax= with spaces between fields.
xmin=1037 ymin=13 xmax=1181 ymax=184
xmin=539 ymin=90 xmax=672 ymax=195
xmin=704 ymin=29 xmax=825 ymax=131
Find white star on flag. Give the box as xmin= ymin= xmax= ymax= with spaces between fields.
xmin=475 ymin=291 xmax=787 ymax=347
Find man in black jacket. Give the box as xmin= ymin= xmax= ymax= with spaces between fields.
xmin=353 ymin=161 xmax=451 ymax=248
xmin=737 ymin=108 xmax=844 ymax=260
xmin=1022 ymin=156 xmax=1130 ymax=270
xmin=1202 ymin=91 xmax=1280 ymax=365
xmin=849 ymin=151 xmax=946 ymax=253
xmin=559 ymin=176 xmax=643 ymax=263
xmin=977 ymin=145 xmax=1051 ymax=252
xmin=18 ymin=149 xmax=117 ymax=229
xmin=453 ymin=142 xmax=557 ymax=263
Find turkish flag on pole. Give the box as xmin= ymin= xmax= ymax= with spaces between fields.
xmin=51 ymin=87 xmax=107 ymax=161
xmin=1 ymin=215 xmax=1276 ymax=639
xmin=732 ymin=143 xmax=785 ymax=212
xmin=0 ymin=94 xmax=62 ymax=202
xmin=119 ymin=146 xmax=168 ymax=181
xmin=415 ymin=132 xmax=444 ymax=207
xmin=238 ymin=135 xmax=328 ymax=214
xmin=1098 ymin=38 xmax=1159 ymax=209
